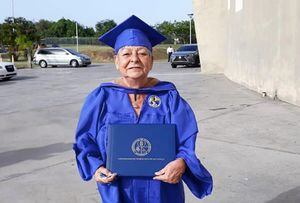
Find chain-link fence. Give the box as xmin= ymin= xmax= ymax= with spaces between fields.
xmin=40 ymin=37 xmax=176 ymax=46
xmin=40 ymin=37 xmax=104 ymax=46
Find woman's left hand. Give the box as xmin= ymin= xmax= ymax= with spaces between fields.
xmin=153 ymin=158 xmax=186 ymax=184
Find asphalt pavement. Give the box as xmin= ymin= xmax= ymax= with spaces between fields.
xmin=0 ymin=62 xmax=299 ymax=203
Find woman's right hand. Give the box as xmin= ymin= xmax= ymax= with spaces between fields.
xmin=94 ymin=166 xmax=117 ymax=184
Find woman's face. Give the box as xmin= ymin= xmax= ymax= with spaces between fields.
xmin=115 ymin=46 xmax=153 ymax=80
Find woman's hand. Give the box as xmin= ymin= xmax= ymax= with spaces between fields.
xmin=94 ymin=166 xmax=117 ymax=184
xmin=153 ymin=158 xmax=186 ymax=184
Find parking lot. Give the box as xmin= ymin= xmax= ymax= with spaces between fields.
xmin=0 ymin=62 xmax=300 ymax=203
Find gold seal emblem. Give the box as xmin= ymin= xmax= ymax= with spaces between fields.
xmin=148 ymin=95 xmax=161 ymax=108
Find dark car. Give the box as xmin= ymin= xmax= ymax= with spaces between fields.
xmin=170 ymin=44 xmax=200 ymax=68
xmin=0 ymin=46 xmax=8 ymax=53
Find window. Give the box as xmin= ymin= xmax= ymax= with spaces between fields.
xmin=50 ymin=49 xmax=68 ymax=55
xmin=38 ymin=50 xmax=52 ymax=55
xmin=177 ymin=45 xmax=198 ymax=52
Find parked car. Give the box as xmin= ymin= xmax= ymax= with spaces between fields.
xmin=170 ymin=44 xmax=200 ymax=68
xmin=0 ymin=62 xmax=17 ymax=80
xmin=0 ymin=46 xmax=8 ymax=53
xmin=33 ymin=48 xmax=91 ymax=68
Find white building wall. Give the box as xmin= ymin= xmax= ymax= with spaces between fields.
xmin=193 ymin=0 xmax=300 ymax=106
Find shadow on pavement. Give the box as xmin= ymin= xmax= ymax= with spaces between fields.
xmin=266 ymin=186 xmax=300 ymax=203
xmin=0 ymin=142 xmax=72 ymax=168
xmin=0 ymin=76 xmax=38 ymax=85
xmin=12 ymin=76 xmax=38 ymax=81
xmin=39 ymin=64 xmax=102 ymax=69
xmin=0 ymin=80 xmax=16 ymax=85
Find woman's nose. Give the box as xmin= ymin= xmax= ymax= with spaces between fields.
xmin=130 ymin=52 xmax=139 ymax=63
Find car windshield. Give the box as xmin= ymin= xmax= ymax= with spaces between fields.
xmin=66 ymin=48 xmax=81 ymax=56
xmin=177 ymin=45 xmax=198 ymax=52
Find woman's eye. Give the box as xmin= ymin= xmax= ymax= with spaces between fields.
xmin=138 ymin=52 xmax=148 ymax=56
xmin=122 ymin=53 xmax=130 ymax=56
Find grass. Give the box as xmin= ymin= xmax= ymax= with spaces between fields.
xmin=0 ymin=54 xmax=33 ymax=69
xmin=1 ymin=44 xmax=182 ymax=68
xmin=62 ymin=44 xmax=181 ymax=62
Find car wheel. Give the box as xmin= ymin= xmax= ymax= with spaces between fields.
xmin=191 ymin=63 xmax=200 ymax=68
xmin=39 ymin=60 xmax=47 ymax=68
xmin=171 ymin=64 xmax=177 ymax=68
xmin=70 ymin=60 xmax=79 ymax=67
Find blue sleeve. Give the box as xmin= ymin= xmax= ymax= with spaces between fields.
xmin=73 ymin=87 xmax=105 ymax=181
xmin=169 ymin=90 xmax=213 ymax=199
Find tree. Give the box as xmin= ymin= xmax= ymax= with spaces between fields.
xmin=174 ymin=20 xmax=196 ymax=44
xmin=154 ymin=20 xmax=196 ymax=44
xmin=155 ymin=21 xmax=176 ymax=44
xmin=15 ymin=35 xmax=34 ymax=67
xmin=0 ymin=17 xmax=39 ymax=61
xmin=95 ymin=19 xmax=116 ymax=37
xmin=35 ymin=19 xmax=55 ymax=38
xmin=0 ymin=18 xmax=17 ymax=57
xmin=173 ymin=21 xmax=189 ymax=44
xmin=0 ymin=24 xmax=4 ymax=45
xmin=49 ymin=18 xmax=75 ymax=37
xmin=82 ymin=27 xmax=95 ymax=37
xmin=46 ymin=18 xmax=95 ymax=38
xmin=76 ymin=24 xmax=95 ymax=37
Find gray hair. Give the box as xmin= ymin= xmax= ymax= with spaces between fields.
xmin=117 ymin=46 xmax=152 ymax=56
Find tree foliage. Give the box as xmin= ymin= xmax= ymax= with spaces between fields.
xmin=0 ymin=16 xmax=197 ymax=62
xmin=155 ymin=20 xmax=196 ymax=44
xmin=0 ymin=17 xmax=39 ymax=60
xmin=50 ymin=18 xmax=76 ymax=37
xmin=35 ymin=19 xmax=55 ymax=38
xmin=36 ymin=18 xmax=95 ymax=38
xmin=95 ymin=19 xmax=117 ymax=37
xmin=154 ymin=21 xmax=176 ymax=43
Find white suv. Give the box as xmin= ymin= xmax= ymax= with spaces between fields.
xmin=0 ymin=62 xmax=17 ymax=80
xmin=33 ymin=48 xmax=91 ymax=68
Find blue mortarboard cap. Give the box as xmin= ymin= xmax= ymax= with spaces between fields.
xmin=99 ymin=15 xmax=166 ymax=53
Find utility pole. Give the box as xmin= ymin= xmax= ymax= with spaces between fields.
xmin=11 ymin=0 xmax=15 ymax=19
xmin=187 ymin=13 xmax=194 ymax=44
xmin=11 ymin=0 xmax=15 ymax=63
xmin=76 ymin=22 xmax=79 ymax=52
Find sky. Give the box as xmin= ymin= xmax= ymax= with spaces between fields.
xmin=1 ymin=0 xmax=194 ymax=28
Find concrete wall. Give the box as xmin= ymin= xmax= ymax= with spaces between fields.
xmin=193 ymin=0 xmax=228 ymax=73
xmin=193 ymin=0 xmax=300 ymax=106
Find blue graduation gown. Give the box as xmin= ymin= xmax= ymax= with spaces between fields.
xmin=73 ymin=81 xmax=213 ymax=203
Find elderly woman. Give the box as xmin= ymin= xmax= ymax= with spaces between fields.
xmin=73 ymin=15 xmax=213 ymax=203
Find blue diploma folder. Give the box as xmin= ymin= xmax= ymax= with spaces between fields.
xmin=106 ymin=124 xmax=176 ymax=176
